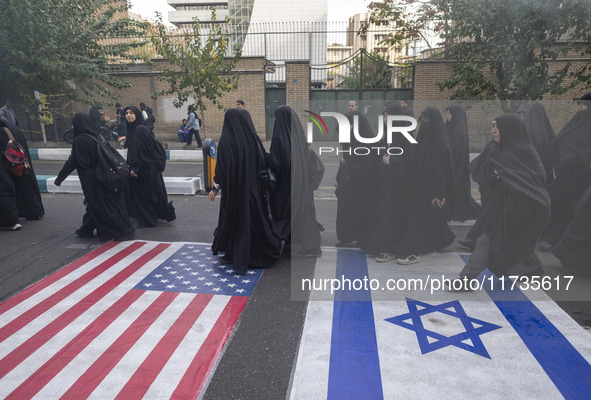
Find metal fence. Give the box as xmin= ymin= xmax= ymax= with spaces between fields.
xmin=104 ymin=21 xmax=434 ymax=89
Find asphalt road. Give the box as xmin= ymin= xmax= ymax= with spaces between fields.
xmin=1 ymin=157 xmax=589 ymax=399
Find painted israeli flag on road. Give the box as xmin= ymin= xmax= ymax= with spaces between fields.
xmin=289 ymin=249 xmax=591 ymax=400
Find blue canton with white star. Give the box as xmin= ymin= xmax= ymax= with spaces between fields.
xmin=133 ymin=244 xmax=263 ymax=296
xmin=386 ymin=298 xmax=502 ymax=358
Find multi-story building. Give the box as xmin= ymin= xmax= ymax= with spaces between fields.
xmin=167 ymin=0 xmax=327 ymax=84
xmin=167 ymin=1 xmax=230 ymax=30
xmin=347 ymin=12 xmax=409 ymax=62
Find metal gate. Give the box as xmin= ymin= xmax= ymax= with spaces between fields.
xmin=309 ymin=88 xmax=412 ymax=141
xmin=265 ymin=87 xmax=286 ymax=140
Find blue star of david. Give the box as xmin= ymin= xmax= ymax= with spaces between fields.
xmin=386 ymin=298 xmax=502 ymax=358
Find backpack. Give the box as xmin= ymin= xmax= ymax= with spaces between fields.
xmin=3 ymin=127 xmax=31 ymax=178
xmin=82 ymin=134 xmax=130 ymax=190
xmin=153 ymin=136 xmax=167 ymax=172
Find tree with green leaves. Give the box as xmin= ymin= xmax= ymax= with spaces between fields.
xmin=0 ymin=0 xmax=147 ymax=113
xmin=338 ymin=50 xmax=393 ymax=89
xmin=149 ymin=9 xmax=242 ymax=125
xmin=369 ymin=0 xmax=591 ymax=111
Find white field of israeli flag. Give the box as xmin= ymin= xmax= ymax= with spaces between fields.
xmin=289 ymin=249 xmax=591 ymax=400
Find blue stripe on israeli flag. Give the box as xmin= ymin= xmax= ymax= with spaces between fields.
xmin=328 ymin=250 xmax=383 ymax=399
xmin=457 ymin=255 xmax=591 ymax=400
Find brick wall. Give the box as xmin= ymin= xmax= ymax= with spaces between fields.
xmin=72 ymin=57 xmax=267 ymax=144
xmin=285 ymin=61 xmax=311 ymax=131
xmin=413 ymin=60 xmax=591 ymax=150
xmin=285 ymin=61 xmax=310 ymax=110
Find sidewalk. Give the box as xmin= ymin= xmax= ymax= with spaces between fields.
xmin=28 ymin=140 xmax=204 ymax=162
xmin=30 ymin=140 xmax=205 ymax=194
xmin=27 ymin=138 xmax=272 ymax=161
xmin=36 ymin=175 xmax=203 ymax=195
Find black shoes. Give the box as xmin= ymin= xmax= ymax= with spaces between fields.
xmin=75 ymin=229 xmax=94 ymax=238
xmin=220 ymin=256 xmax=233 ymax=264
xmin=114 ymin=232 xmax=136 ymax=242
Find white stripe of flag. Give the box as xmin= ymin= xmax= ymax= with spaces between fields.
xmin=0 ymin=240 xmax=260 ymax=399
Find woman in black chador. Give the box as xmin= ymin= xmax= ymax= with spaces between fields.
xmin=552 ymin=184 xmax=591 ymax=274
xmin=523 ymin=102 xmax=555 ymax=186
xmin=209 ymin=108 xmax=281 ymax=273
xmin=269 ymin=105 xmax=322 ymax=257
xmin=0 ymin=119 xmax=45 ymax=229
xmin=395 ymin=107 xmax=455 ymax=265
xmin=123 ymin=105 xmax=175 ymax=227
xmin=538 ymin=94 xmax=591 ymax=251
xmin=55 ymin=113 xmax=134 ymax=241
xmin=443 ymin=104 xmax=480 ymax=222
xmin=457 ymin=114 xmax=549 ymax=284
xmin=365 ymin=103 xmax=416 ymax=262
xmin=335 ymin=111 xmax=380 ymax=248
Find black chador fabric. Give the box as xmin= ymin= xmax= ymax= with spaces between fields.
xmin=365 ymin=103 xmax=416 ymax=255
xmin=443 ymin=104 xmax=480 ymax=222
xmin=552 ymin=184 xmax=591 ymax=273
xmin=523 ymin=103 xmax=555 ymax=186
xmin=55 ymin=113 xmax=134 ymax=240
xmin=269 ymin=106 xmax=321 ymax=255
xmin=0 ymin=120 xmax=44 ymax=222
xmin=464 ymin=138 xmax=497 ymax=241
xmin=465 ymin=114 xmax=550 ymax=277
xmin=124 ymin=106 xmax=175 ymax=227
xmin=396 ymin=107 xmax=455 ymax=257
xmin=0 ymin=123 xmax=19 ymax=227
xmin=541 ymin=104 xmax=591 ymax=245
xmin=335 ymin=111 xmax=380 ymax=245
xmin=212 ymin=108 xmax=281 ymax=272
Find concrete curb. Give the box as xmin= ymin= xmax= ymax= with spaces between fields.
xmin=37 ymin=175 xmax=203 ymax=195
xmin=29 ymin=148 xmax=203 ymax=162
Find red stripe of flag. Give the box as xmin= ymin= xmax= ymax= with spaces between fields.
xmin=0 ymin=243 xmax=169 ymax=380
xmin=5 ymin=290 xmax=145 ymax=400
xmin=61 ymin=291 xmax=180 ymax=399
xmin=0 ymin=241 xmax=119 ymax=316
xmin=0 ymin=242 xmax=144 ymax=343
xmin=171 ymin=296 xmax=248 ymax=399
xmin=115 ymin=294 xmax=214 ymax=400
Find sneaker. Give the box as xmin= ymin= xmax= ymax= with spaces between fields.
xmin=537 ymin=241 xmax=553 ymax=252
xmin=376 ymin=252 xmax=396 ymax=263
xmin=10 ymin=223 xmax=22 ymax=231
xmin=396 ymin=254 xmax=420 ymax=265
xmin=457 ymin=237 xmax=476 ymax=250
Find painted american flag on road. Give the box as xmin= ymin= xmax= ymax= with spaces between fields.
xmin=0 ymin=240 xmax=262 ymax=399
